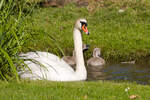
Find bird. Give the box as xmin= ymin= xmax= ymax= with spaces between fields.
xmin=19 ymin=18 xmax=89 ymax=81
xmin=62 ymin=44 xmax=90 ymax=69
xmin=87 ymin=48 xmax=105 ymax=67
xmin=62 ymin=50 xmax=76 ymax=69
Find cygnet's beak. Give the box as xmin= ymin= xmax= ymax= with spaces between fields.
xmin=82 ymin=25 xmax=89 ymax=35
xmin=85 ymin=44 xmax=90 ymax=50
xmin=83 ymin=44 xmax=90 ymax=51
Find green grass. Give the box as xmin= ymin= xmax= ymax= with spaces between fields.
xmin=0 ymin=80 xmax=150 ymax=100
xmin=24 ymin=0 xmax=150 ymax=62
xmin=0 ymin=0 xmax=34 ymax=80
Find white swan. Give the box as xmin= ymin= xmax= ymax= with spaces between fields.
xmin=19 ymin=18 xmax=89 ymax=81
xmin=62 ymin=44 xmax=89 ymax=69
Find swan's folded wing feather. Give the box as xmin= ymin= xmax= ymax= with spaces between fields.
xmin=19 ymin=51 xmax=75 ymax=80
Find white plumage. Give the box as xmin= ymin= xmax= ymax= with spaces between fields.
xmin=19 ymin=18 xmax=89 ymax=81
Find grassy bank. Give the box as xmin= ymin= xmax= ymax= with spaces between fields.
xmin=24 ymin=0 xmax=150 ymax=62
xmin=0 ymin=80 xmax=150 ymax=100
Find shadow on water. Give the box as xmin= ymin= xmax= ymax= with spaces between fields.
xmin=87 ymin=59 xmax=150 ymax=85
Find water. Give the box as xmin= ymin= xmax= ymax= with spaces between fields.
xmin=87 ymin=62 xmax=150 ymax=85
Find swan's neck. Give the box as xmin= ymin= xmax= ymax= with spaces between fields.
xmin=73 ymin=28 xmax=87 ymax=79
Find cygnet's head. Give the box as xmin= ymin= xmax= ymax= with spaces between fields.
xmin=75 ymin=18 xmax=89 ymax=35
xmin=93 ymin=48 xmax=101 ymax=58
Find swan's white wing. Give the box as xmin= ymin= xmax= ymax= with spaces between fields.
xmin=19 ymin=51 xmax=75 ymax=81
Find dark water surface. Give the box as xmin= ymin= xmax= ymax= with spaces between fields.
xmin=87 ymin=62 xmax=150 ymax=85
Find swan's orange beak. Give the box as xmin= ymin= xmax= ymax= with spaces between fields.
xmin=82 ymin=25 xmax=89 ymax=35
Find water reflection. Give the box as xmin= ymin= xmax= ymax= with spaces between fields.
xmin=87 ymin=62 xmax=150 ymax=85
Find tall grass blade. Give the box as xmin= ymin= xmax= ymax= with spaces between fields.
xmin=0 ymin=48 xmax=19 ymax=82
xmin=0 ymin=0 xmax=4 ymax=10
xmin=0 ymin=0 xmax=34 ymax=81
xmin=47 ymin=34 xmax=65 ymax=56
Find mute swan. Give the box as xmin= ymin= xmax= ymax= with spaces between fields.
xmin=62 ymin=44 xmax=90 ymax=69
xmin=87 ymin=48 xmax=105 ymax=67
xmin=19 ymin=18 xmax=89 ymax=81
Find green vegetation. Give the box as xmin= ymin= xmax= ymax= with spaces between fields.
xmin=24 ymin=0 xmax=150 ymax=62
xmin=0 ymin=0 xmax=33 ymax=80
xmin=1 ymin=0 xmax=150 ymax=80
xmin=0 ymin=80 xmax=150 ymax=100
xmin=0 ymin=1 xmax=150 ymax=100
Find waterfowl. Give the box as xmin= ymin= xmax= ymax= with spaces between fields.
xmin=19 ymin=18 xmax=89 ymax=81
xmin=87 ymin=48 xmax=105 ymax=67
xmin=62 ymin=50 xmax=76 ymax=69
xmin=62 ymin=44 xmax=90 ymax=69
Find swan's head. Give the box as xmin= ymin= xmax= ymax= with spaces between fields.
xmin=75 ymin=18 xmax=89 ymax=35
xmin=93 ymin=48 xmax=101 ymax=58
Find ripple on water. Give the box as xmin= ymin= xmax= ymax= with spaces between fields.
xmin=87 ymin=62 xmax=150 ymax=85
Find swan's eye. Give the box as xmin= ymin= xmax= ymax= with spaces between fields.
xmin=80 ymin=21 xmax=87 ymax=27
